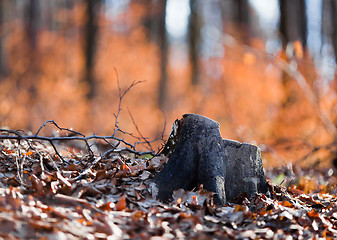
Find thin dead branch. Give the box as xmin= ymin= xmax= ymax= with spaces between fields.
xmin=294 ymin=141 xmax=337 ymax=164
xmin=273 ymin=59 xmax=337 ymax=138
xmin=0 ymin=76 xmax=161 ymax=184
xmin=219 ymin=32 xmax=337 ymax=140
xmin=112 ymin=67 xmax=145 ymax=138
xmin=35 ymin=120 xmax=94 ymax=157
xmin=215 ymin=32 xmax=337 ymax=164
xmin=128 ymin=108 xmax=154 ymax=152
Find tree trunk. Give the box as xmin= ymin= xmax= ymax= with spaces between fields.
xmin=232 ymin=0 xmax=250 ymax=43
xmin=157 ymin=0 xmax=168 ymax=110
xmin=188 ymin=0 xmax=201 ymax=86
xmin=141 ymin=0 xmax=159 ymax=42
xmin=0 ymin=0 xmax=8 ymax=77
xmin=233 ymin=0 xmax=249 ymax=25
xmin=279 ymin=0 xmax=307 ymax=48
xmin=84 ymin=0 xmax=100 ymax=99
xmin=330 ymin=0 xmax=337 ymax=64
xmin=278 ymin=0 xmax=308 ymax=110
xmin=26 ymin=0 xmax=39 ymax=50
xmin=153 ymin=114 xmax=269 ymax=205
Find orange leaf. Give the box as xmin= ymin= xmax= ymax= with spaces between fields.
xmin=234 ymin=205 xmax=247 ymax=212
xmin=281 ymin=200 xmax=294 ymax=208
xmin=293 ymin=40 xmax=303 ymax=59
xmin=191 ymin=195 xmax=198 ymax=205
xmin=22 ymin=151 xmax=33 ymax=156
xmin=99 ymin=202 xmax=115 ymax=211
xmin=131 ymin=211 xmax=144 ymax=221
xmin=115 ymin=196 xmax=127 ymax=211
xmin=77 ymin=218 xmax=93 ymax=226
xmin=307 ymin=209 xmax=319 ymax=218
xmin=122 ymin=163 xmax=130 ymax=171
xmin=3 ymin=149 xmax=13 ymax=154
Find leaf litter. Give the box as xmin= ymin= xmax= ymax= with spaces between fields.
xmin=1 ymin=139 xmax=337 ymax=239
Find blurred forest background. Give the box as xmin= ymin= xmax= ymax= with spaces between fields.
xmin=1 ymin=0 xmax=337 ymax=167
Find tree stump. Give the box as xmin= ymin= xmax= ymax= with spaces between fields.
xmin=153 ymin=114 xmax=269 ymax=205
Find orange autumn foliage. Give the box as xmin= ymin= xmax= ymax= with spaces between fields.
xmin=0 ymin=2 xmax=337 ymax=168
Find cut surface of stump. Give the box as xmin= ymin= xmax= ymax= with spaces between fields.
xmin=153 ymin=114 xmax=269 ymax=205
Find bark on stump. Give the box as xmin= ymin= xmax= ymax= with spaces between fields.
xmin=153 ymin=114 xmax=269 ymax=205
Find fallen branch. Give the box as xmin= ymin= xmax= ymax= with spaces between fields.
xmin=0 ymin=77 xmax=159 ymax=183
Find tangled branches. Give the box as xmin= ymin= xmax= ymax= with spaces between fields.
xmin=0 ymin=79 xmax=162 ymax=182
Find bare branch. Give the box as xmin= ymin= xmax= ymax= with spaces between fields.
xmin=72 ymin=144 xmax=119 ymax=181
xmin=112 ymin=67 xmax=145 ymax=138
xmin=294 ymin=141 xmax=337 ymax=164
xmin=128 ymin=108 xmax=154 ymax=152
xmin=34 ymin=120 xmax=94 ymax=157
xmin=218 ymin=32 xmax=337 ymax=140
xmin=0 ymin=72 xmax=163 ymax=184
xmin=35 ymin=120 xmax=85 ymax=137
xmin=273 ymin=59 xmax=337 ymax=139
xmin=49 ymin=140 xmax=67 ymax=163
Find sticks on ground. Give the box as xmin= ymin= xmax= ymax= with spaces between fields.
xmin=0 ymin=80 xmax=158 ymax=182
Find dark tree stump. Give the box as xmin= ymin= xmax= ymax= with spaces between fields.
xmin=153 ymin=114 xmax=269 ymax=205
xmin=222 ymin=139 xmax=268 ymax=201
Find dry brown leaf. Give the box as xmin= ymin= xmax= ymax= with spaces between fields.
xmin=115 ymin=196 xmax=127 ymax=211
xmin=30 ymin=174 xmax=45 ymax=193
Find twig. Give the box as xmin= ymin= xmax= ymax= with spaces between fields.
xmin=35 ymin=120 xmax=94 ymax=157
xmin=217 ymin=32 xmax=337 ymax=140
xmin=294 ymin=142 xmax=337 ymax=164
xmin=128 ymin=108 xmax=154 ymax=152
xmin=72 ymin=144 xmax=119 ymax=181
xmin=223 ymin=38 xmax=337 ymax=140
xmin=273 ymin=59 xmax=337 ymax=139
xmin=113 ymin=147 xmax=153 ymax=155
xmin=109 ymin=70 xmax=157 ymax=151
xmin=156 ymin=114 xmax=167 ymax=154
xmin=112 ymin=67 xmax=145 ymax=138
xmin=49 ymin=140 xmax=67 ymax=163
xmin=212 ymin=32 xmax=337 ymax=166
xmin=35 ymin=120 xmax=85 ymax=137
xmin=0 ymin=150 xmax=15 ymax=164
xmin=0 ymin=70 xmax=163 ymax=183
xmin=0 ymin=131 xmax=155 ymax=153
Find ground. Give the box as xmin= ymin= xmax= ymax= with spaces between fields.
xmin=0 ymin=136 xmax=337 ymax=239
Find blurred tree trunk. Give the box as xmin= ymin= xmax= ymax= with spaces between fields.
xmin=157 ymin=0 xmax=168 ymax=109
xmin=84 ymin=0 xmax=101 ymax=99
xmin=141 ymin=0 xmax=160 ymax=42
xmin=0 ymin=0 xmax=8 ymax=77
xmin=232 ymin=0 xmax=250 ymax=43
xmin=330 ymin=0 xmax=337 ymax=64
xmin=26 ymin=0 xmax=39 ymax=49
xmin=279 ymin=0 xmax=307 ymax=48
xmin=233 ymin=0 xmax=249 ymax=25
xmin=25 ymin=0 xmax=41 ymax=97
xmin=188 ymin=0 xmax=201 ymax=86
xmin=279 ymin=0 xmax=307 ymax=106
xmin=321 ymin=0 xmax=330 ymax=43
xmin=275 ymin=0 xmax=309 ymax=138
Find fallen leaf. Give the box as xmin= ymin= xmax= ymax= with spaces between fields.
xmin=115 ymin=196 xmax=127 ymax=211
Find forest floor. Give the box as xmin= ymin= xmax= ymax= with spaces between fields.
xmin=0 ymin=136 xmax=337 ymax=240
